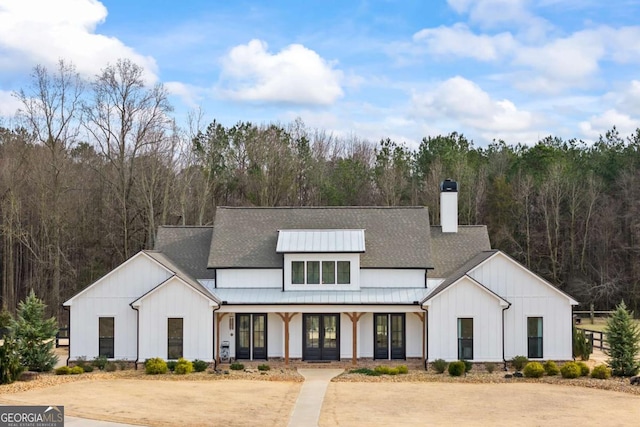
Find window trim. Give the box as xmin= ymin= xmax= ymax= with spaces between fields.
xmin=457 ymin=317 xmax=473 ymax=360
xmin=98 ymin=316 xmax=115 ymax=359
xmin=167 ymin=317 xmax=184 ymax=360
xmin=527 ymin=316 xmax=543 ymax=359
xmin=290 ymin=259 xmax=351 ymax=285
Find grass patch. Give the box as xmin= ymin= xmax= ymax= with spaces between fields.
xmin=349 ymin=368 xmax=381 ymax=376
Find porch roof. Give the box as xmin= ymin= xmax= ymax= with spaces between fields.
xmin=213 ymin=287 xmax=429 ymax=305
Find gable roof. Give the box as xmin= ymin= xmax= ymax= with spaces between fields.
xmin=208 ymin=207 xmax=433 ymax=269
xmin=429 ymin=225 xmax=492 ymax=278
xmin=143 ymin=251 xmax=221 ymax=304
xmin=422 ymin=250 xmax=498 ymax=303
xmin=154 ymin=226 xmax=216 ymax=279
xmin=130 ymin=275 xmax=218 ymax=308
xmin=422 ymin=274 xmax=510 ymax=307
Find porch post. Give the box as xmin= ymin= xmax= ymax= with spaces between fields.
xmin=413 ymin=312 xmax=426 ymax=364
xmin=216 ymin=313 xmax=228 ymax=364
xmin=346 ymin=312 xmax=365 ymax=366
xmin=276 ymin=312 xmax=298 ymax=366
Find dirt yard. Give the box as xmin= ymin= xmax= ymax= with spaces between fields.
xmin=0 ymin=379 xmax=301 ymax=427
xmin=320 ymin=382 xmax=640 ymax=426
xmin=1 ymin=375 xmax=640 ymax=426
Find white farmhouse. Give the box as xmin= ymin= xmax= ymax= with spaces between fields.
xmin=63 ymin=180 xmax=578 ymax=367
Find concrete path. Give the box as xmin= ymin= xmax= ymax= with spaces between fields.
xmin=288 ymin=369 xmax=343 ymax=427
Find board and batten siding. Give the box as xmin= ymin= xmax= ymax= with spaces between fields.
xmin=468 ymin=253 xmax=574 ymax=360
xmin=136 ymin=278 xmax=215 ymax=361
xmin=67 ymin=253 xmax=173 ymax=360
xmin=427 ymin=278 xmax=504 ymax=362
xmin=215 ymin=269 xmax=281 ymax=288
xmin=360 ymin=269 xmax=425 ymax=288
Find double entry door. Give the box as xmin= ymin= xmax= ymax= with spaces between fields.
xmin=303 ymin=314 xmax=340 ymax=361
xmin=236 ymin=314 xmax=267 ymax=360
xmin=374 ymin=313 xmax=405 ymax=359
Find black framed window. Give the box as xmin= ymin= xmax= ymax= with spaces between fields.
xmin=337 ymin=261 xmax=350 ymax=284
xmin=98 ymin=317 xmax=114 ymax=358
xmin=168 ymin=318 xmax=183 ymax=359
xmin=527 ymin=317 xmax=543 ymax=358
xmin=292 ymin=261 xmax=305 ymax=284
xmin=307 ymin=261 xmax=320 ymax=284
xmin=458 ymin=318 xmax=473 ymax=360
xmin=322 ymin=261 xmax=335 ymax=284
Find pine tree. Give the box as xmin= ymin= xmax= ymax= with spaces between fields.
xmin=604 ymin=301 xmax=640 ymax=377
xmin=10 ymin=290 xmax=59 ymax=372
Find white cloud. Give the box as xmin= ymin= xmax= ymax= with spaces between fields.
xmin=412 ymin=76 xmax=533 ymax=133
xmin=165 ymin=81 xmax=202 ymax=108
xmin=0 ymin=0 xmax=158 ymax=82
xmin=218 ymin=39 xmax=344 ymax=105
xmin=579 ymin=109 xmax=640 ymax=140
xmin=413 ymin=23 xmax=515 ymax=61
xmin=0 ymin=90 xmax=21 ymax=116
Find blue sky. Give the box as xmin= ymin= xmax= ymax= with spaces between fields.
xmin=1 ymin=0 xmax=640 ymax=147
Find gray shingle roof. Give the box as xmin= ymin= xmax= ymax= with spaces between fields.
xmin=143 ymin=250 xmax=220 ymax=303
xmin=208 ymin=207 xmax=433 ymax=269
xmin=155 ymin=226 xmax=216 ymax=279
xmin=422 ymin=250 xmax=498 ymax=303
xmin=429 ymin=225 xmax=492 ymax=278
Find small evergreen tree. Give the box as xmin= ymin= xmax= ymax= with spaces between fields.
xmin=0 ymin=336 xmax=24 ymax=384
xmin=604 ymin=301 xmax=640 ymax=377
xmin=573 ymin=327 xmax=592 ymax=361
xmin=10 ymin=290 xmax=59 ymax=372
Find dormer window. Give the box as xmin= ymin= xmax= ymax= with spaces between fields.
xmin=278 ymin=229 xmax=363 ymax=289
xmin=290 ymin=260 xmax=352 ymax=285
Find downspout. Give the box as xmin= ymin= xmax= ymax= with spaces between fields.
xmin=212 ymin=305 xmax=220 ymax=370
xmin=130 ymin=304 xmax=140 ymax=370
xmin=421 ymin=305 xmax=429 ymax=371
xmin=63 ymin=305 xmax=71 ymax=367
xmin=502 ymin=302 xmax=512 ymax=371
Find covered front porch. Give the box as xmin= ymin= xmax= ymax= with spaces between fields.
xmin=214 ymin=305 xmax=427 ymax=366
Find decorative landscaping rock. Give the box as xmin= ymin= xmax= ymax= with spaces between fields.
xmin=630 ymin=376 xmax=640 ymax=385
xmin=504 ymin=374 xmax=513 ymax=379
xmin=18 ymin=371 xmax=40 ymax=382
xmin=513 ymin=372 xmax=523 ymax=378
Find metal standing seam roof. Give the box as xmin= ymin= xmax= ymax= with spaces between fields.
xmin=276 ymin=229 xmax=366 ymax=253
xmin=213 ymin=287 xmax=429 ymax=305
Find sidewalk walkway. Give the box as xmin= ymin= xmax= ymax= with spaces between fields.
xmin=288 ymin=369 xmax=344 ymax=427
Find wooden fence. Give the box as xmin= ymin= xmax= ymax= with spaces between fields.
xmin=580 ymin=328 xmax=608 ymax=351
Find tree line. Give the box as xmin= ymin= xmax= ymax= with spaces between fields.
xmin=1 ymin=58 xmax=640 ymax=322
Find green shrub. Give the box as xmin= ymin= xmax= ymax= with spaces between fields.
xmin=0 ymin=337 xmax=25 ymax=384
xmin=523 ymin=362 xmax=545 ymax=378
xmin=576 ymin=361 xmax=590 ymax=376
xmin=193 ymin=359 xmax=209 ymax=372
xmin=349 ymin=368 xmax=381 ymax=376
xmin=462 ymin=360 xmax=473 ymax=372
xmin=511 ymin=356 xmax=529 ymax=371
xmin=257 ymin=364 xmax=270 ymax=372
xmin=174 ymin=358 xmax=193 ymax=375
xmin=92 ymin=356 xmax=108 ymax=370
xmin=145 ymin=357 xmax=168 ymax=375
xmin=573 ymin=327 xmax=592 ymax=360
xmin=105 ymin=361 xmax=117 ymax=372
xmin=55 ymin=366 xmax=71 ymax=375
xmin=82 ymin=364 xmax=94 ymax=373
xmin=560 ymin=362 xmax=581 ymax=379
xmin=432 ymin=359 xmax=448 ymax=374
xmin=166 ymin=360 xmax=177 ymax=372
xmin=591 ymin=364 xmax=611 ymax=379
xmin=374 ymin=365 xmax=390 ymax=375
xmin=485 ymin=362 xmax=496 ymax=373
xmin=70 ymin=366 xmax=84 ymax=375
xmin=397 ymin=365 xmax=409 ymax=374
xmin=116 ymin=360 xmax=129 ymax=370
xmin=448 ymin=361 xmax=465 ymax=376
xmin=543 ymin=360 xmax=560 ymax=376
xmin=230 ymin=362 xmax=244 ymax=371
